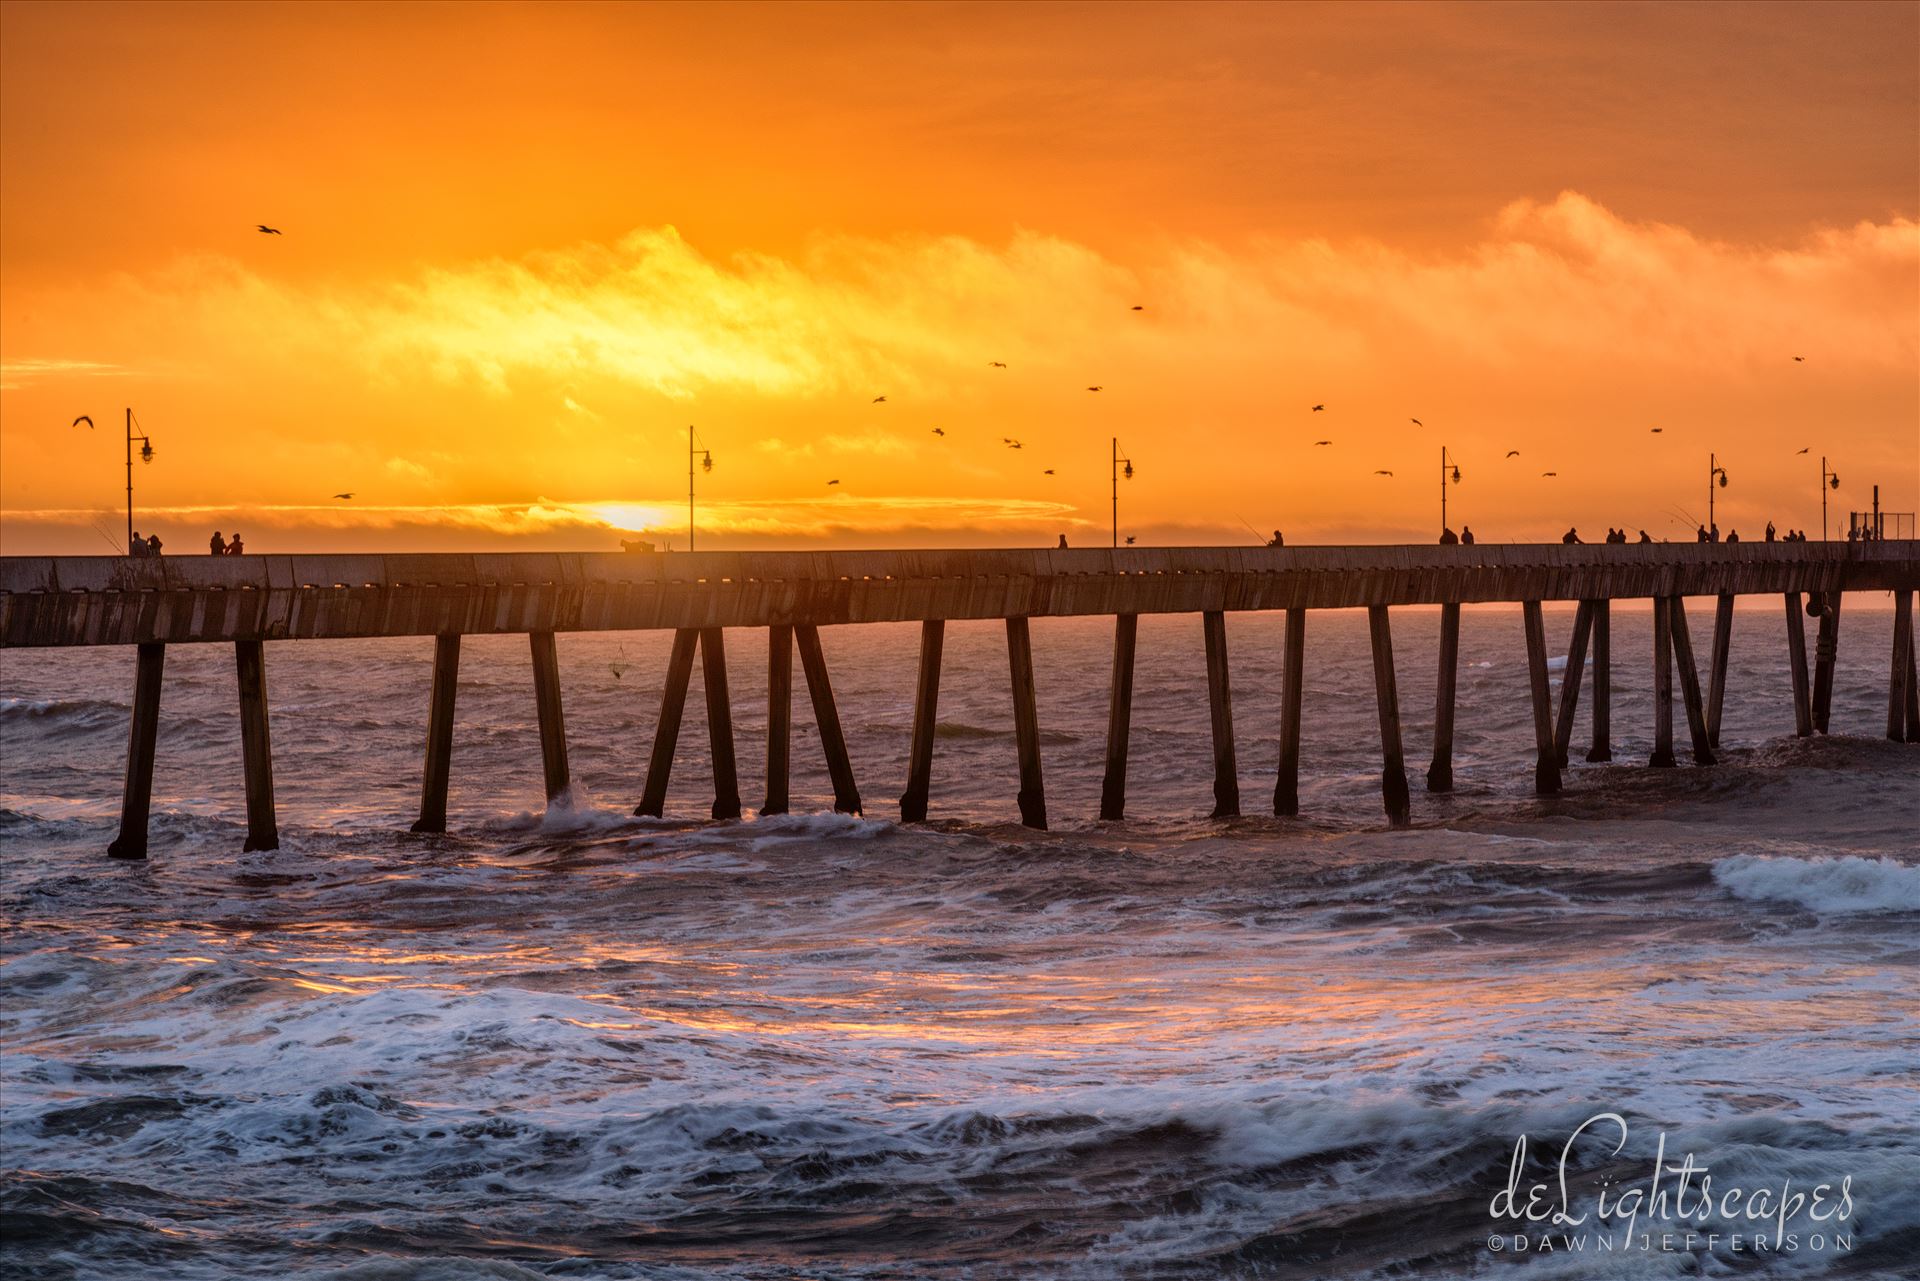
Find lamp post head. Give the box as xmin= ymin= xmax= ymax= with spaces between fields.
xmin=1717 ymin=471 xmax=1728 ymax=488
xmin=701 ymin=452 xmax=713 ymax=473
xmin=140 ymin=440 xmax=154 ymax=463
xmin=1450 ymin=466 xmax=1461 ymax=484
xmin=1122 ymin=460 xmax=1133 ymax=481
xmin=1829 ymin=474 xmax=1840 ymax=489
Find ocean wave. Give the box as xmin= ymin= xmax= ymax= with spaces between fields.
xmin=0 ymin=695 xmax=126 ymax=730
xmin=1712 ymin=853 xmax=1920 ymax=915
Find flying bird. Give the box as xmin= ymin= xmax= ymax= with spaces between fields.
xmin=1410 ymin=417 xmax=1423 ymax=427
xmin=827 ymin=478 xmax=840 ymax=485
xmin=1086 ymin=385 xmax=1103 ymax=392
xmin=1541 ymin=471 xmax=1558 ymax=478
xmin=1130 ymin=305 xmax=1144 ymax=311
xmin=1311 ymin=404 xmax=1325 ymax=412
xmin=1795 ymin=447 xmax=1809 ymax=455
xmin=1793 ymin=356 xmax=1805 ymax=362
xmin=71 ymin=415 xmax=94 ymax=429
xmin=1007 ymin=440 xmax=1023 ymax=449
xmin=871 ymin=396 xmax=887 ymax=404
xmin=931 ymin=427 xmax=945 ymax=436
xmin=988 ymin=361 xmax=1007 ymax=368
xmin=1126 ymin=535 xmax=1137 ymax=545
xmin=256 ymin=225 xmax=282 ymax=235
xmin=332 ymin=492 xmax=355 ymax=500
xmin=1650 ymin=427 xmax=1664 ymax=434
xmin=1374 ymin=470 xmax=1394 ymax=477
xmin=1506 ymin=450 xmax=1521 ymax=458
xmin=1313 ymin=440 xmax=1332 ymax=446
xmin=1043 ymin=468 xmax=1055 ymax=475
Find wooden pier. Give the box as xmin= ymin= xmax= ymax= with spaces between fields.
xmin=3 ymin=542 xmax=1915 ymax=858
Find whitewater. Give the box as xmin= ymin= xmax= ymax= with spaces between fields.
xmin=4 ymin=602 xmax=1916 ymax=1279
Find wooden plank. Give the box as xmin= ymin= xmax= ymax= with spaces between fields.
xmin=1005 ymin=616 xmax=1047 ymax=829
xmin=1367 ymin=605 xmax=1411 ymax=824
xmin=1651 ymin=596 xmax=1676 ymax=766
xmin=108 ymin=641 xmax=165 ymax=860
xmin=1202 ymin=610 xmax=1240 ymax=818
xmin=1669 ymin=597 xmax=1716 ymax=765
xmin=1426 ymin=601 xmax=1460 ymax=792
xmin=900 ymin=619 xmax=944 ymax=822
xmin=1551 ymin=600 xmax=1593 ymax=769
xmin=1587 ymin=600 xmax=1612 ymax=761
xmin=797 ymin=624 xmax=862 ymax=814
xmin=636 ymin=628 xmax=698 ymax=816
xmin=1522 ymin=600 xmax=1560 ymax=794
xmin=700 ymin=627 xmax=741 ymax=820
xmin=1275 ymin=607 xmax=1305 ymax=816
xmin=1812 ymin=593 xmax=1842 ymax=733
xmin=412 ymin=633 xmax=460 ymax=834
xmin=764 ymin=625 xmax=792 ymax=816
xmin=529 ymin=630 xmax=570 ymax=803
xmin=1890 ymin=590 xmax=1914 ymax=742
xmin=234 ymin=639 xmax=280 ymax=851
xmin=1785 ymin=593 xmax=1813 ymax=737
xmin=1706 ymin=593 xmax=1734 ymax=747
xmin=1099 ymin=614 xmax=1137 ymax=820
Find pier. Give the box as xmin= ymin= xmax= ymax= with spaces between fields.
xmin=3 ymin=542 xmax=1916 ymax=858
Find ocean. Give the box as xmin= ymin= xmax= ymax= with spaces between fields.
xmin=3 ymin=601 xmax=1917 ymax=1279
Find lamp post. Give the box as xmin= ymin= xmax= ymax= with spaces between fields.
xmin=1111 ymin=437 xmax=1134 ymax=547
xmin=1820 ymin=457 xmax=1841 ymax=541
xmin=123 ymin=408 xmax=154 ymax=550
xmin=687 ymin=425 xmax=714 ymax=551
xmin=1440 ymin=446 xmax=1462 ymax=535
xmin=1708 ymin=454 xmax=1729 ymax=538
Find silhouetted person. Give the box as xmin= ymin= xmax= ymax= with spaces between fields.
xmin=129 ymin=530 xmax=144 ymax=557
xmin=1765 ymin=522 xmax=1776 ymax=542
xmin=146 ymin=533 xmax=163 ymax=556
xmin=1439 ymin=526 xmax=1458 ymax=545
xmin=1461 ymin=525 xmax=1475 ymax=545
xmin=1563 ymin=527 xmax=1581 ymax=544
xmin=225 ymin=532 xmax=245 ymax=555
xmin=1709 ymin=523 xmax=1720 ymax=542
xmin=1056 ymin=534 xmax=1069 ymax=549
xmin=1267 ymin=530 xmax=1284 ymax=547
xmin=1726 ymin=529 xmax=1739 ymax=543
xmin=1638 ymin=529 xmax=1653 ymax=543
xmin=210 ymin=531 xmax=227 ymax=555
xmin=1697 ymin=525 xmax=1710 ymax=543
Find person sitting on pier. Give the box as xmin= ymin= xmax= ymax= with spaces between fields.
xmin=1267 ymin=530 xmax=1284 ymax=546
xmin=1057 ymin=534 xmax=1069 ymax=549
xmin=1563 ymin=527 xmax=1581 ymax=544
xmin=1460 ymin=525 xmax=1475 ymax=544
xmin=146 ymin=533 xmax=164 ymax=556
xmin=1638 ymin=529 xmax=1654 ymax=543
xmin=1438 ymin=526 xmax=1458 ymax=545
xmin=1726 ymin=529 xmax=1739 ymax=543
xmin=225 ymin=532 xmax=245 ymax=555
xmin=210 ymin=531 xmax=227 ymax=555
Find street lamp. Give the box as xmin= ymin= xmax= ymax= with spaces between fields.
xmin=121 ymin=408 xmax=155 ymax=551
xmin=1111 ymin=437 xmax=1134 ymax=547
xmin=1440 ymin=446 xmax=1462 ymax=536
xmin=1708 ymin=453 xmax=1729 ymax=538
xmin=1820 ymin=457 xmax=1841 ymax=541
xmin=687 ymin=424 xmax=714 ymax=551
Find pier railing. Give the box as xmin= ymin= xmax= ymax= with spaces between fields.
xmin=3 ymin=543 xmax=1915 ymax=857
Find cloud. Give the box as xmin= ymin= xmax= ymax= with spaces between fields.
xmin=0 ymin=357 xmax=134 ymax=391
xmin=384 ymin=457 xmax=431 ymax=480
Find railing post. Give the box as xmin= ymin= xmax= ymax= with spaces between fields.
xmin=1706 ymin=593 xmax=1734 ymax=747
xmin=1367 ymin=605 xmax=1411 ymax=825
xmin=412 ymin=633 xmax=460 ymax=834
xmin=1005 ymin=617 xmax=1047 ymax=830
xmin=1275 ymin=607 xmax=1306 ymax=816
xmin=637 ymin=628 xmax=698 ymax=817
xmin=901 ymin=619 xmax=944 ymax=823
xmin=234 ymin=639 xmax=279 ymax=851
xmin=1552 ymin=600 xmax=1593 ymax=769
xmin=529 ymin=631 xmax=570 ymax=804
xmin=1427 ymin=602 xmax=1460 ymax=792
xmin=1522 ymin=600 xmax=1560 ymax=794
xmin=1669 ymin=597 xmax=1715 ymax=765
xmin=1650 ymin=597 xmax=1676 ymax=767
xmin=108 ymin=641 xmax=166 ymax=860
xmin=1812 ymin=594 xmax=1842 ymax=733
xmin=1202 ymin=611 xmax=1240 ymax=818
xmin=1784 ymin=593 xmax=1813 ymax=737
xmin=797 ymin=624 xmax=862 ymax=814
xmin=1099 ymin=614 xmax=1137 ymax=821
xmin=764 ymin=625 xmax=792 ymax=816
xmin=1586 ymin=600 xmax=1612 ymax=762
xmin=700 ymin=628 xmax=741 ymax=820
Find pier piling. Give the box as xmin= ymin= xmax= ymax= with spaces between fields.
xmin=234 ymin=639 xmax=279 ymax=851
xmin=1706 ymin=594 xmax=1734 ymax=747
xmin=1099 ymin=614 xmax=1136 ymax=821
xmin=700 ymin=628 xmax=742 ymax=820
xmin=1522 ymin=600 xmax=1560 ymax=794
xmin=1203 ymin=611 xmax=1240 ymax=818
xmin=1890 ymin=590 xmax=1914 ymax=743
xmin=1651 ymin=597 xmax=1676 ymax=767
xmin=529 ymin=631 xmax=571 ymax=803
xmin=107 ymin=641 xmax=165 ymax=860
xmin=901 ymin=619 xmax=944 ymax=822
xmin=1427 ymin=602 xmax=1460 ymax=792
xmin=1587 ymin=601 xmax=1612 ymax=762
xmin=1275 ymin=608 xmax=1306 ymax=817
xmin=764 ymin=626 xmax=792 ymax=816
xmin=1669 ymin=598 xmax=1715 ymax=765
xmin=797 ymin=624 xmax=862 ymax=815
xmin=411 ymin=634 xmax=460 ymax=834
xmin=637 ymin=628 xmax=699 ymax=817
xmin=1367 ymin=605 xmax=1411 ymax=825
xmin=1785 ymin=593 xmax=1813 ymax=736
xmin=1812 ymin=595 xmax=1843 ymax=733
xmin=1005 ymin=617 xmax=1048 ymax=829
xmin=1552 ymin=600 xmax=1594 ymax=769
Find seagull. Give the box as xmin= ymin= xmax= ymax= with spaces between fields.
xmin=1541 ymin=471 xmax=1558 ymax=478
xmin=1410 ymin=417 xmax=1423 ymax=427
xmin=1795 ymin=447 xmax=1809 ymax=455
xmin=827 ymin=478 xmax=840 ymax=485
xmin=1043 ymin=469 xmax=1055 ymax=475
xmin=1793 ymin=356 xmax=1805 ymax=362
xmin=931 ymin=427 xmax=945 ymax=436
xmin=1001 ymin=437 xmax=1014 ymax=444
xmin=1313 ymin=440 xmax=1332 ymax=446
xmin=1126 ymin=535 xmax=1137 ymax=545
xmin=256 ymin=225 xmax=282 ymax=235
xmin=332 ymin=492 xmax=355 ymax=500
xmin=1374 ymin=470 xmax=1394 ymax=477
xmin=1007 ymin=441 xmax=1023 ymax=449
xmin=871 ymin=396 xmax=887 ymax=404
xmin=1506 ymin=450 xmax=1520 ymax=458
xmin=1086 ymin=385 xmax=1103 ymax=392
xmin=1131 ymin=305 xmax=1144 ymax=311
xmin=1650 ymin=427 xmax=1663 ymax=434
xmin=71 ymin=415 xmax=94 ymax=429
xmin=988 ymin=361 xmax=1007 ymax=368
xmin=1312 ymin=404 xmax=1325 ymax=412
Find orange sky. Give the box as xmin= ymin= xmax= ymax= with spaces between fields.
xmin=2 ymin=0 xmax=1915 ymax=553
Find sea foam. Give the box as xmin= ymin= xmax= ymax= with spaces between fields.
xmin=1712 ymin=853 xmax=1920 ymax=915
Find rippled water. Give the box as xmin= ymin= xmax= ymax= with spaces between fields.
xmin=4 ymin=602 xmax=1917 ymax=1279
